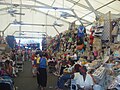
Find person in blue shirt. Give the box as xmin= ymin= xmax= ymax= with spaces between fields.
xmin=37 ymin=52 xmax=48 ymax=90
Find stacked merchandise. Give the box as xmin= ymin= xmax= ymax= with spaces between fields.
xmin=92 ymin=66 xmax=107 ymax=89
xmin=0 ymin=54 xmax=17 ymax=90
xmin=47 ymin=29 xmax=77 ymax=60
xmin=16 ymin=61 xmax=23 ymax=71
xmin=0 ymin=37 xmax=9 ymax=54
xmin=16 ymin=50 xmax=24 ymax=71
xmin=88 ymin=60 xmax=101 ymax=69
xmin=0 ymin=75 xmax=14 ymax=90
xmin=46 ymin=25 xmax=78 ymax=76
xmin=94 ymin=16 xmax=104 ymax=37
xmin=111 ymin=19 xmax=120 ymax=43
xmin=0 ymin=35 xmax=6 ymax=44
xmin=108 ymin=75 xmax=120 ymax=89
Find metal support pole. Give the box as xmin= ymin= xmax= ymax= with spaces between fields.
xmin=66 ymin=0 xmax=103 ymax=15
xmin=0 ymin=2 xmax=71 ymax=11
xmin=2 ymin=23 xmax=12 ymax=38
xmin=81 ymin=0 xmax=115 ymax=18
xmin=11 ymin=22 xmax=63 ymax=26
xmin=72 ymin=9 xmax=83 ymax=26
xmin=53 ymin=26 xmax=60 ymax=35
xmin=15 ymin=36 xmax=44 ymax=39
xmin=3 ymin=23 xmax=11 ymax=32
xmin=18 ymin=0 xmax=22 ymax=49
xmin=85 ymin=0 xmax=99 ymax=17
xmin=46 ymin=14 xmax=48 ymax=35
xmin=12 ymin=31 xmax=46 ymax=35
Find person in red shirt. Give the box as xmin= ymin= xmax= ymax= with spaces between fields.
xmin=89 ymin=31 xmax=94 ymax=51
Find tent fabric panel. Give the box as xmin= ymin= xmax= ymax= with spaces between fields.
xmin=72 ymin=5 xmax=91 ymax=16
xmin=82 ymin=12 xmax=95 ymax=22
xmin=35 ymin=0 xmax=55 ymax=7
xmin=53 ymin=0 xmax=74 ymax=8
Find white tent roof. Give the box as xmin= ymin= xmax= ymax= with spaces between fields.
xmin=0 ymin=0 xmax=120 ymax=37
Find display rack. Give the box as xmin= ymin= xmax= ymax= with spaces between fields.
xmin=108 ymin=75 xmax=120 ymax=89
xmin=92 ymin=66 xmax=108 ymax=89
xmin=16 ymin=61 xmax=23 ymax=71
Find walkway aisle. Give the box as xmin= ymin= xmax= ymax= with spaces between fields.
xmin=14 ymin=61 xmax=58 ymax=90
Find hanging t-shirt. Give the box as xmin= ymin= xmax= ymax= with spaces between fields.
xmin=89 ymin=33 xmax=94 ymax=45
xmin=78 ymin=26 xmax=85 ymax=38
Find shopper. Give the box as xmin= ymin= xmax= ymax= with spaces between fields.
xmin=37 ymin=52 xmax=48 ymax=90
xmin=36 ymin=54 xmax=40 ymax=87
xmin=74 ymin=66 xmax=94 ymax=90
xmin=89 ymin=31 xmax=94 ymax=51
xmin=56 ymin=61 xmax=75 ymax=90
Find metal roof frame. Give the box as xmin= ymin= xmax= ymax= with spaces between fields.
xmin=0 ymin=2 xmax=71 ymax=24
xmin=66 ymin=0 xmax=118 ymax=24
xmin=0 ymin=0 xmax=119 ymax=27
xmin=30 ymin=0 xmax=92 ymax=25
xmin=12 ymin=31 xmax=46 ymax=35
xmin=66 ymin=0 xmax=103 ymax=15
xmin=81 ymin=0 xmax=116 ymax=18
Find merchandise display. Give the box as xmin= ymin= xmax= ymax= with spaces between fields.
xmin=93 ymin=66 xmax=106 ymax=81
xmin=108 ymin=75 xmax=120 ymax=89
xmin=0 ymin=0 xmax=120 ymax=90
xmin=16 ymin=61 xmax=23 ymax=71
xmin=88 ymin=60 xmax=101 ymax=69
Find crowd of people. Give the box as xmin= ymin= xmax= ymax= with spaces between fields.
xmin=0 ymin=25 xmax=120 ymax=90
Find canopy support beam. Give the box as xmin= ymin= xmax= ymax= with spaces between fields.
xmin=53 ymin=26 xmax=60 ymax=35
xmin=81 ymin=0 xmax=116 ymax=18
xmin=85 ymin=0 xmax=99 ymax=18
xmin=66 ymin=0 xmax=103 ymax=15
xmin=31 ymin=0 xmax=91 ymax=25
xmin=12 ymin=31 xmax=46 ymax=35
xmin=0 ymin=2 xmax=72 ymax=11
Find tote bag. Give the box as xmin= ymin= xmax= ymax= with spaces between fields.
xmin=111 ymin=25 xmax=119 ymax=36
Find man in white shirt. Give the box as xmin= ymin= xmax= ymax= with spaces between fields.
xmin=74 ymin=66 xmax=94 ymax=90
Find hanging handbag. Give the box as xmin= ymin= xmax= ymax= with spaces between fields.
xmin=111 ymin=25 xmax=119 ymax=36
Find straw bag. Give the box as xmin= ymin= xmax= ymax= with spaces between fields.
xmin=111 ymin=25 xmax=119 ymax=36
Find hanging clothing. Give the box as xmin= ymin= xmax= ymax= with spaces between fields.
xmin=111 ymin=25 xmax=119 ymax=36
xmin=78 ymin=26 xmax=85 ymax=38
xmin=89 ymin=34 xmax=94 ymax=45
